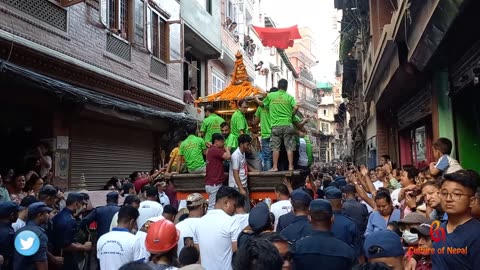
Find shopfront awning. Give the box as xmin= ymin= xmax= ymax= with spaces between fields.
xmin=0 ymin=61 xmax=196 ymax=126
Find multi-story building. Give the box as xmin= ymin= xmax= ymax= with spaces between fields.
xmin=317 ymin=94 xmax=336 ymax=163
xmin=0 ymin=0 xmax=193 ymax=190
xmin=337 ymin=0 xmax=479 ymax=172
xmin=205 ymin=0 xmax=260 ymax=96
xmin=285 ymin=27 xmax=322 ymax=161
xmin=181 ymin=0 xmax=222 ymax=97
xmin=286 ymin=28 xmax=318 ymax=122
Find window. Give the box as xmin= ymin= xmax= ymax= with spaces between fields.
xmin=100 ymin=0 xmax=130 ymax=39
xmin=321 ymin=123 xmax=329 ymax=133
xmin=212 ymin=73 xmax=225 ymax=94
xmin=226 ymin=0 xmax=239 ymax=25
xmin=324 ymin=109 xmax=327 ymax=116
xmin=145 ymin=4 xmax=183 ymax=63
xmin=147 ymin=7 xmax=167 ymax=60
xmin=195 ymin=0 xmax=212 ymax=14
xmin=134 ymin=0 xmax=144 ymax=46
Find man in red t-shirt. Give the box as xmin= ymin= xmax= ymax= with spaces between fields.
xmin=132 ymin=169 xmax=163 ymax=193
xmin=205 ymin=133 xmax=231 ymax=210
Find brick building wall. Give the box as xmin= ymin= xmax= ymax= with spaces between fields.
xmin=0 ymin=0 xmax=183 ymax=103
xmin=376 ymin=113 xmax=390 ymax=163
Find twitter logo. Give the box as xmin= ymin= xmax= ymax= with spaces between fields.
xmin=15 ymin=230 xmax=40 ymax=256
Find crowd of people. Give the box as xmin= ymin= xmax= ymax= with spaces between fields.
xmin=1 ymin=78 xmax=480 ymax=270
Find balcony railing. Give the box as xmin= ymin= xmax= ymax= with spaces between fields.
xmin=299 ymin=68 xmax=315 ymax=82
xmin=288 ymin=42 xmax=316 ymax=64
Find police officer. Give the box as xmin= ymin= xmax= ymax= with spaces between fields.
xmin=37 ymin=185 xmax=65 ymax=268
xmin=79 ymin=192 xmax=120 ymax=241
xmin=38 ymin=185 xmax=59 ymax=209
xmin=280 ymin=189 xmax=312 ymax=242
xmin=341 ymin=185 xmax=369 ymax=235
xmin=294 ymin=199 xmax=355 ymax=270
xmin=0 ymin=201 xmax=21 ymax=270
xmin=51 ymin=193 xmax=92 ymax=270
xmin=325 ymin=187 xmax=361 ymax=258
xmin=13 ymin=202 xmax=52 ymax=270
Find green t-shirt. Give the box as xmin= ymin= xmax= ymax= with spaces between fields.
xmin=305 ymin=136 xmax=313 ymax=166
xmin=230 ymin=110 xmax=248 ymax=138
xmin=200 ymin=113 xmax=225 ymax=143
xmin=255 ymin=106 xmax=271 ymax=139
xmin=263 ymin=90 xmax=296 ymax=127
xmin=293 ymin=115 xmax=302 ymax=125
xmin=178 ymin=134 xmax=206 ymax=171
xmin=225 ymin=134 xmax=238 ymax=151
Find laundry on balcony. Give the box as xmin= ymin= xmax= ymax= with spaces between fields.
xmin=252 ymin=25 xmax=302 ymax=49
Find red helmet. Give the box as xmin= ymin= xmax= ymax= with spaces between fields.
xmin=145 ymin=219 xmax=180 ymax=254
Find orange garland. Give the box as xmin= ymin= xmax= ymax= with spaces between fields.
xmin=195 ymin=51 xmax=265 ymax=105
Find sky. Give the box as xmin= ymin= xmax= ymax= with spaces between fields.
xmin=261 ymin=0 xmax=341 ymax=82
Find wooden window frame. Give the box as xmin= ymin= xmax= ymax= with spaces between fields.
xmin=100 ymin=0 xmax=134 ymax=42
xmin=59 ymin=0 xmax=85 ymax=7
xmin=133 ymin=0 xmax=145 ymax=46
xmin=146 ymin=3 xmax=184 ymax=64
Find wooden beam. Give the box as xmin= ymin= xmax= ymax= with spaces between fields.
xmin=60 ymin=0 xmax=86 ymax=7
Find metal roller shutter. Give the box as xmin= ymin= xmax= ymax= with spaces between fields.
xmin=70 ymin=120 xmax=154 ymax=190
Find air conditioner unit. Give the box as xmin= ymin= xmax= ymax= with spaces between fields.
xmin=270 ymin=64 xmax=281 ymax=72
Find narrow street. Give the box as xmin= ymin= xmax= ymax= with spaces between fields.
xmin=0 ymin=0 xmax=479 ymax=270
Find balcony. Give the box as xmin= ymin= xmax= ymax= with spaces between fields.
xmin=221 ymin=27 xmax=255 ymax=78
xmin=300 ymin=96 xmax=318 ymax=110
xmin=287 ymin=41 xmax=316 ymax=66
xmin=297 ymin=67 xmax=317 ymax=89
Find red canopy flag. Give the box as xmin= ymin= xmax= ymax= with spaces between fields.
xmin=252 ymin=25 xmax=302 ymax=49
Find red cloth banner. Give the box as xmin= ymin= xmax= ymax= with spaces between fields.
xmin=252 ymin=25 xmax=302 ymax=49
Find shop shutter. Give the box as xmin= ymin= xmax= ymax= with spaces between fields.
xmin=397 ymin=88 xmax=432 ymax=130
xmin=70 ymin=120 xmax=154 ymax=190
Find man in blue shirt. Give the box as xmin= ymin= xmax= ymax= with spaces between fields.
xmin=294 ymin=199 xmax=355 ymax=270
xmin=432 ymin=170 xmax=480 ymax=270
xmin=51 ymin=193 xmax=92 ymax=270
xmin=325 ymin=187 xmax=360 ymax=258
xmin=0 ymin=201 xmax=20 ymax=270
xmin=280 ymin=189 xmax=312 ymax=242
xmin=14 ymin=202 xmax=52 ymax=270
xmin=79 ymin=192 xmax=120 ymax=240
xmin=342 ymin=184 xmax=369 ymax=235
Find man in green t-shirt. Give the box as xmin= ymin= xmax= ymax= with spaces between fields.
xmin=199 ymin=105 xmax=225 ymax=144
xmin=176 ymin=126 xmax=207 ymax=174
xmin=258 ymin=79 xmax=298 ymax=171
xmin=227 ymin=99 xmax=249 ymax=150
xmin=253 ymin=87 xmax=276 ymax=171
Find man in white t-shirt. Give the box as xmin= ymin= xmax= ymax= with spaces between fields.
xmin=176 ymin=193 xmax=207 ymax=256
xmin=229 ymin=134 xmax=251 ymax=211
xmin=270 ymin=184 xmax=292 ymax=231
xmin=234 ymin=194 xmax=249 ymax=230
xmin=97 ymin=205 xmax=145 ymax=270
xmin=137 ymin=186 xmax=163 ymax=228
xmin=135 ymin=216 xmax=165 ymax=261
xmin=194 ymin=186 xmax=242 ymax=270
